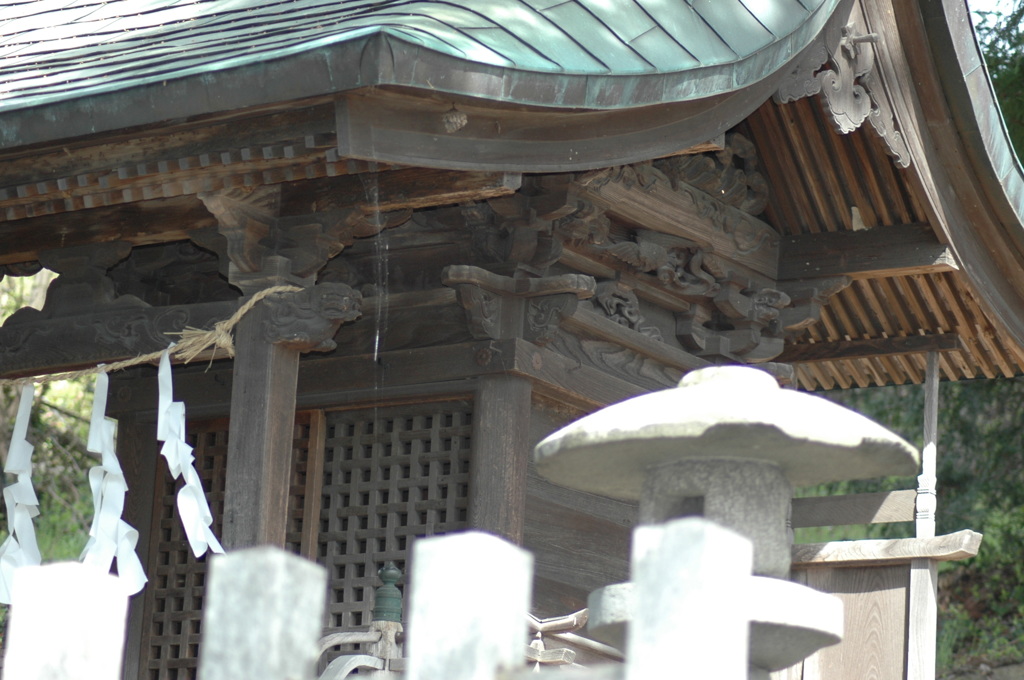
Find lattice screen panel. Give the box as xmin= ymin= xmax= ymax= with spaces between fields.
xmin=319 ymin=402 xmax=473 ymax=633
xmin=142 ymin=414 xmax=315 ymax=680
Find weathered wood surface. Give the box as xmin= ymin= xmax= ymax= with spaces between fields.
xmin=779 ymin=223 xmax=958 ymax=280
xmin=524 ymin=494 xmax=631 ymax=617
xmin=286 ymin=168 xmax=520 ymax=214
xmin=906 ymin=558 xmax=938 ymax=680
xmin=574 ymin=166 xmax=780 ymax=279
xmin=0 ymin=195 xmax=216 ymax=266
xmin=776 ymin=333 xmax=964 ymax=363
xmin=299 ymin=409 xmax=327 ymax=560
xmin=792 ymin=529 xmax=982 ymax=567
xmin=115 ymin=414 xmax=158 ymax=680
xmin=469 ymin=375 xmax=532 ymax=543
xmin=0 ymin=300 xmax=237 ymax=379
xmin=0 ymin=169 xmax=518 ymax=266
xmin=790 ymin=490 xmax=917 ymax=528
xmin=560 ymin=307 xmax=708 ymax=372
xmin=800 ymin=566 xmax=908 ymax=680
xmin=221 ymin=306 xmax=301 ymax=549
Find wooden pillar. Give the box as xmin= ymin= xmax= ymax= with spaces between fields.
xmin=907 ymin=351 xmax=940 ymax=680
xmin=197 ymin=186 xmax=364 ymax=550
xmin=113 ymin=412 xmax=157 ymax=680
xmin=222 ymin=306 xmax=302 ymax=549
xmin=468 ymin=375 xmax=533 ymax=544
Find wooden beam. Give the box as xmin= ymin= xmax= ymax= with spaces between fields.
xmin=0 ymin=170 xmax=520 ymax=266
xmin=572 ymin=167 xmax=780 ymax=280
xmin=791 ymin=490 xmax=917 ymax=529
xmin=778 ymin=224 xmax=958 ymax=281
xmin=0 ymin=195 xmax=215 ymax=267
xmin=282 ymin=168 xmax=521 ymax=214
xmin=775 ymin=334 xmax=964 ymax=364
xmin=791 ymin=529 xmax=982 ymax=567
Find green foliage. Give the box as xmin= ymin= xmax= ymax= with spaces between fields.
xmin=0 ymin=273 xmax=95 ymax=643
xmin=975 ymin=3 xmax=1024 ymax=153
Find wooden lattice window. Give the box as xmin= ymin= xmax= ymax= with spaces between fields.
xmin=141 ymin=414 xmax=316 ymax=680
xmin=318 ymin=402 xmax=473 ymax=632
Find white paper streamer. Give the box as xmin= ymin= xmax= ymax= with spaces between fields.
xmin=157 ymin=350 xmax=224 ymax=557
xmin=0 ymin=385 xmax=41 ymax=604
xmin=80 ymin=372 xmax=148 ymax=596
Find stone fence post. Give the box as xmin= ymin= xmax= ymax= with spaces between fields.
xmin=198 ymin=546 xmax=327 ymax=680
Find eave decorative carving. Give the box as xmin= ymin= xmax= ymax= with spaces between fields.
xmin=195 ymin=185 xmax=410 ymax=294
xmin=261 ymin=283 xmax=362 ymax=352
xmin=774 ymin=8 xmax=910 ymax=167
xmin=441 ymin=265 xmax=596 ymax=345
xmin=0 ymin=300 xmax=237 ymax=378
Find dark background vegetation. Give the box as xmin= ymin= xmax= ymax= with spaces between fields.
xmin=0 ymin=1 xmax=1023 ymax=672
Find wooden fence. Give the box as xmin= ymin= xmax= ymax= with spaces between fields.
xmin=2 ymin=517 xmax=755 ymax=680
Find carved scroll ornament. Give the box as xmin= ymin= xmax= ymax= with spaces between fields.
xmin=774 ymin=13 xmax=910 ymax=167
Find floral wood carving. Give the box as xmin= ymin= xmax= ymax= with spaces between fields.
xmin=261 ymin=282 xmax=362 ymax=352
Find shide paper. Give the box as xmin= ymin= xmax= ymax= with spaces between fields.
xmin=157 ymin=350 xmax=224 ymax=557
xmin=0 ymin=385 xmax=41 ymax=604
xmin=80 ymin=371 xmax=147 ymax=596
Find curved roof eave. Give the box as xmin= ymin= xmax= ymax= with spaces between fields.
xmin=906 ymin=0 xmax=1024 ymax=352
xmin=0 ymin=0 xmax=846 ymax=152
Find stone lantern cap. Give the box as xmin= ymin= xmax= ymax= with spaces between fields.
xmin=535 ymin=366 xmax=920 ymax=500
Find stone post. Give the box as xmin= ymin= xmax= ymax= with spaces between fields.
xmin=198 ymin=547 xmax=327 ymax=680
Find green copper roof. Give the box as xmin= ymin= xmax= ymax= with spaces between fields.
xmin=0 ymin=0 xmax=842 ymax=113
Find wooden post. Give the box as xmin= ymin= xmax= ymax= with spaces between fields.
xmin=908 ymin=351 xmax=940 ymax=680
xmin=406 ymin=531 xmax=532 ymax=680
xmin=469 ymin=375 xmax=533 ymax=544
xmin=627 ymin=518 xmax=752 ymax=680
xmin=4 ymin=563 xmax=129 ymax=679
xmin=222 ymin=306 xmax=301 ymax=549
xmin=916 ymin=351 xmax=939 ymax=538
xmin=199 ymin=547 xmax=327 ymax=680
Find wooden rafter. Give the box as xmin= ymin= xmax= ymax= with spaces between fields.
xmin=776 ymin=333 xmax=964 ymax=364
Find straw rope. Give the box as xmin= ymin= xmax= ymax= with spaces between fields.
xmin=1 ymin=285 xmax=301 ymax=388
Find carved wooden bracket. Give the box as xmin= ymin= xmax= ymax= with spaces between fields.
xmin=196 ymin=186 xmax=410 ymax=294
xmin=777 ymin=276 xmax=852 ymax=335
xmin=441 ymin=265 xmax=595 ymax=343
xmin=774 ymin=7 xmax=910 ymax=167
xmin=575 ymin=163 xmax=781 ymax=279
xmin=260 ymin=282 xmax=362 ymax=352
xmin=594 ymin=281 xmax=663 ymax=342
xmin=480 ymin=176 xmax=610 ymax=274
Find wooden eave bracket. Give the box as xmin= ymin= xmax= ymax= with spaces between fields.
xmin=792 ymin=529 xmax=982 ymax=567
xmin=778 ymin=223 xmax=958 ymax=281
